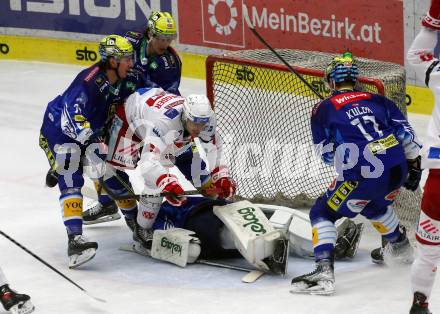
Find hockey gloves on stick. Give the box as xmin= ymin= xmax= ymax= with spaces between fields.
xmin=211 ymin=166 xmax=237 ymax=200
xmin=404 ymin=156 xmax=422 ymax=191
xmin=423 ymin=0 xmax=440 ymax=30
xmin=157 ymin=174 xmax=187 ymax=206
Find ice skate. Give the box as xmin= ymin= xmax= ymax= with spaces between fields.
xmin=68 ymin=235 xmax=98 ymax=269
xmin=383 ymin=233 xmax=414 ymax=265
xmin=370 ymin=246 xmax=384 ymax=264
xmin=124 ymin=217 xmax=136 ymax=232
xmin=290 ymin=259 xmax=335 ymax=295
xmin=83 ymin=201 xmax=120 ymax=225
xmin=409 ymin=292 xmax=431 ymax=314
xmin=0 ymin=284 xmax=34 ymax=314
xmin=132 ymin=223 xmax=154 ymax=256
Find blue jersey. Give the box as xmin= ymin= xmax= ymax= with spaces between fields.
xmin=311 ymin=90 xmax=420 ymax=180
xmin=153 ymin=197 xmax=227 ymax=230
xmin=41 ymin=64 xmax=121 ymax=146
xmin=125 ymin=31 xmax=182 ymax=95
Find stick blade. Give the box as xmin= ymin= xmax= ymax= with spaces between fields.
xmin=241 ymin=270 xmax=265 ymax=283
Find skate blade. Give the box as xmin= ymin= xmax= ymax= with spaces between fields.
xmin=83 ymin=212 xmax=121 ymax=225
xmin=69 ymin=248 xmax=97 ymax=269
xmin=290 ymin=281 xmax=335 ymax=296
xmin=10 ymin=300 xmax=35 ymax=314
xmin=119 ymin=243 xmax=151 ymax=257
xmin=241 ymin=270 xmax=265 ymax=283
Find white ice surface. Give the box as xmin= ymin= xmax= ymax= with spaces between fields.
xmin=0 ymin=61 xmax=438 ymax=314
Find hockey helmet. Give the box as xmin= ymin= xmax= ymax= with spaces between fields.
xmin=325 ymin=51 xmax=359 ymax=85
xmin=148 ymin=11 xmax=177 ymax=40
xmin=99 ymin=35 xmax=134 ymax=61
xmin=182 ymin=94 xmax=214 ymax=124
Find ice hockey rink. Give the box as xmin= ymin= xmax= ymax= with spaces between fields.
xmin=0 ymin=60 xmax=438 ymax=314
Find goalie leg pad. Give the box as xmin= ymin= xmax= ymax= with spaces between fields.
xmin=151 ymin=228 xmax=201 ymax=267
xmin=214 ymin=200 xmax=289 ymax=273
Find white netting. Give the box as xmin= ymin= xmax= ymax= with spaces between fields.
xmin=207 ymin=49 xmax=421 ymax=236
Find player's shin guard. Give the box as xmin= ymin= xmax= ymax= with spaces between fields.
xmin=370 ymin=205 xmax=400 ymax=241
xmin=60 ymin=192 xmax=84 ymax=236
xmin=311 ymin=220 xmax=337 ymax=261
xmin=137 ymin=196 xmax=161 ymax=229
xmin=411 ymin=243 xmax=440 ymax=299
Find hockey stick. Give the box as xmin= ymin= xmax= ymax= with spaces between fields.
xmin=0 ymin=230 xmax=106 ymax=303
xmin=242 ymin=5 xmax=324 ymax=100
xmin=96 ymin=177 xmax=217 ymax=201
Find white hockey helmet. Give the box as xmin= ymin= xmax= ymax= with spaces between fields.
xmin=182 ymin=94 xmax=214 ymax=124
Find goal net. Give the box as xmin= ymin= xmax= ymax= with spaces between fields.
xmin=206 ymin=49 xmax=421 ymax=236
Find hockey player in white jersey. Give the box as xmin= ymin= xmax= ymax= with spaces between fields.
xmin=101 ymin=87 xmax=236 ymax=250
xmin=0 ymin=267 xmax=34 ymax=314
xmin=407 ymin=1 xmax=440 ymax=313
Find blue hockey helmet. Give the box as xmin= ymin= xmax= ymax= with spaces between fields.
xmin=325 ymin=51 xmax=359 ymax=85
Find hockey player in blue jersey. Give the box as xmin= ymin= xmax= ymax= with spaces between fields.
xmin=124 ymin=11 xmax=181 ymax=94
xmin=39 ymin=35 xmax=134 ymax=268
xmin=82 ymin=11 xmax=182 ymax=224
xmin=290 ymin=52 xmax=423 ymax=295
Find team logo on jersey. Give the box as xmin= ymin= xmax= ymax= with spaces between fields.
xmin=367 ymin=134 xmax=399 ymax=154
xmin=328 ymin=179 xmax=337 ymax=191
xmin=327 ymin=181 xmax=358 ymax=211
xmin=0 ymin=43 xmax=9 ymax=54
xmin=330 ymin=92 xmax=371 ymax=110
xmin=385 ymin=189 xmax=400 ymax=201
xmin=427 ymin=147 xmax=440 ymax=159
xmin=347 ymin=199 xmax=370 ymax=213
xmin=420 ymin=219 xmax=439 ymax=234
xmin=149 ymin=61 xmax=159 ymax=70
xmin=164 ymin=108 xmax=179 ymax=119
xmin=416 ymin=211 xmax=440 ymax=244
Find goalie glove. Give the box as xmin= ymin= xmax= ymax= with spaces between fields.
xmin=422 ymin=0 xmax=440 ymax=30
xmin=157 ymin=174 xmax=187 ymax=206
xmin=211 ymin=166 xmax=236 ymax=200
xmin=404 ymin=156 xmax=422 ymax=191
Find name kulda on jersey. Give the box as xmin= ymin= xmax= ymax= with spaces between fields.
xmin=346 ymin=106 xmax=373 ymax=119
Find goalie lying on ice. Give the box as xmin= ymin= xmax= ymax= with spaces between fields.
xmin=129 ymin=196 xmax=363 ymax=274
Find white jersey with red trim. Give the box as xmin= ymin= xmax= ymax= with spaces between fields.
xmin=108 ymin=87 xmax=225 ymax=188
xmin=407 ymin=27 xmax=440 ymax=169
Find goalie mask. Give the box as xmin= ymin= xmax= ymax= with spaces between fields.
xmin=325 ymin=51 xmax=359 ymax=88
xmin=182 ymin=94 xmax=214 ymax=137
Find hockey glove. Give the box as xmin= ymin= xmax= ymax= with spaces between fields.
xmin=422 ymin=0 xmax=440 ymax=30
xmin=157 ymin=174 xmax=187 ymax=206
xmin=211 ymin=166 xmax=237 ymax=200
xmin=404 ymin=156 xmax=422 ymax=191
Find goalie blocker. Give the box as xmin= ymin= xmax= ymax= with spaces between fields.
xmin=143 ymin=198 xmax=362 ymax=272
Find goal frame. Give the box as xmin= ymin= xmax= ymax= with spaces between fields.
xmin=205 ymin=54 xmax=386 ymax=105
